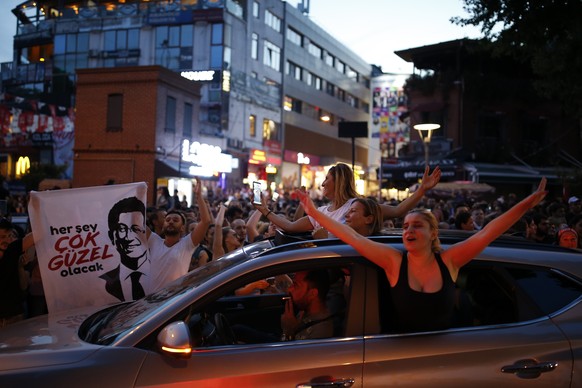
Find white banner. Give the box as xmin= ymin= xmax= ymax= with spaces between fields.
xmin=28 ymin=182 xmax=148 ymax=313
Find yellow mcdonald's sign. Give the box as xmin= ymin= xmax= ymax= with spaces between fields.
xmin=16 ymin=156 xmax=30 ymax=177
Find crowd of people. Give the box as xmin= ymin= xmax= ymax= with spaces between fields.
xmin=1 ymin=164 xmax=581 ymax=333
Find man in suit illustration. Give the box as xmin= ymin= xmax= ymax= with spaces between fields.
xmin=100 ymin=196 xmax=149 ymax=301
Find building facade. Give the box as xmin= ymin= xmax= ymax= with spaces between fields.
xmin=1 ymin=0 xmax=373 ymax=199
xmin=74 ymin=66 xmax=206 ymax=206
xmin=391 ymin=39 xmax=581 ymax=196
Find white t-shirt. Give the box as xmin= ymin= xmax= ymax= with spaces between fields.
xmin=308 ymin=198 xmax=356 ymax=237
xmin=147 ymin=233 xmax=196 ymax=292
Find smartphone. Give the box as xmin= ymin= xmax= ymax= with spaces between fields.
xmin=252 ymin=181 xmax=262 ymax=205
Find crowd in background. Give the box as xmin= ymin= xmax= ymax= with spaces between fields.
xmin=149 ymin=182 xmax=582 ymax=251
xmin=1 ymin=172 xmax=581 ymax=328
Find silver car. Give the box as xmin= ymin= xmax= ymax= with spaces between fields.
xmin=1 ymin=232 xmax=581 ymax=387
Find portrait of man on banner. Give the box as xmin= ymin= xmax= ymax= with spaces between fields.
xmin=28 ymin=182 xmax=148 ymax=313
xmin=100 ymin=196 xmax=150 ymax=302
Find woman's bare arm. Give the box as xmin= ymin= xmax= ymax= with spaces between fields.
xmin=443 ymin=177 xmax=547 ymax=272
xmin=380 ymin=165 xmax=441 ymax=219
xmin=297 ymin=190 xmax=401 ymax=284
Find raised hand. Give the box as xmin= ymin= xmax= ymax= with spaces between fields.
xmin=526 ymin=177 xmax=548 ymax=208
xmin=296 ymin=189 xmax=317 ymax=216
xmin=419 ymin=165 xmax=441 ymax=191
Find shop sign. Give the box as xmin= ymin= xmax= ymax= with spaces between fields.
xmin=250 ymin=149 xmax=267 ymax=164
xmin=180 ymin=70 xmax=217 ymax=82
xmin=181 ymin=139 xmax=232 ymax=176
xmin=283 ymin=150 xmax=320 ymax=166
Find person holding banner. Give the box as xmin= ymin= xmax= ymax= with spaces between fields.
xmin=146 ymin=180 xmax=212 ymax=291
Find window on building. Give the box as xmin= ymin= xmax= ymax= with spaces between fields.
xmin=306 ymin=72 xmax=312 ymax=86
xmin=208 ymin=75 xmax=221 ymax=102
xmin=284 ymin=96 xmax=302 ymax=113
xmin=264 ymin=10 xmax=281 ymax=32
xmin=155 ymin=25 xmax=192 ymax=70
xmin=249 ymin=114 xmax=256 ymax=137
xmin=106 ymin=93 xmax=123 ymax=132
xmin=335 ymin=59 xmax=345 ymax=74
xmin=183 ymin=102 xmax=193 ymax=138
xmin=210 ymin=23 xmax=224 ymax=69
xmin=286 ymin=28 xmax=302 ymax=46
xmin=165 ymin=96 xmax=177 ymax=133
xmin=362 ymin=76 xmax=370 ymax=88
xmin=262 ymin=119 xmax=280 ymax=142
xmin=336 ymin=88 xmax=345 ymax=101
xmin=347 ymin=94 xmax=359 ymax=108
xmin=314 ymin=76 xmax=322 ymax=90
xmin=101 ymin=29 xmax=140 ymax=68
xmin=325 ymin=52 xmax=334 ymax=67
xmin=263 ymin=40 xmax=281 ymax=71
xmin=284 ymin=96 xmax=292 ymax=111
xmin=251 ymin=33 xmax=259 ymax=60
xmin=361 ymin=101 xmax=369 ymax=113
xmin=346 ymin=66 xmax=358 ymax=82
xmin=326 ymin=82 xmax=335 ymax=96
xmin=308 ymin=42 xmax=322 ymax=59
xmin=253 ymin=1 xmax=260 ymax=18
xmin=302 ymin=102 xmax=318 ymax=120
xmin=286 ymin=61 xmax=302 ymax=81
xmin=208 ymin=107 xmax=221 ymax=126
xmin=53 ymin=32 xmax=90 ymax=79
xmin=19 ymin=42 xmax=53 ymax=65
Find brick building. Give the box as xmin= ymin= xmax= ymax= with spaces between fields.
xmin=74 ymin=66 xmax=201 ymax=206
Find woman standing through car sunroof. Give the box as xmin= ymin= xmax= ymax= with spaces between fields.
xmin=297 ymin=178 xmax=548 ymax=332
xmin=252 ymin=163 xmax=441 ymax=238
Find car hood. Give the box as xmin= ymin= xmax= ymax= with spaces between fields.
xmin=0 ymin=305 xmax=107 ymax=371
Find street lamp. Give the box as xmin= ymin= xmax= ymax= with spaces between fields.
xmin=413 ymin=123 xmax=440 ymax=166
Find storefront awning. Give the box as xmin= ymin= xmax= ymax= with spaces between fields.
xmin=380 ymin=161 xmax=467 ymax=184
xmin=423 ymin=181 xmax=495 ymax=198
xmin=464 ymin=163 xmax=563 ymax=185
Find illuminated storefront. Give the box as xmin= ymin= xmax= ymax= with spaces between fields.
xmin=157 ymin=139 xmax=234 ymax=206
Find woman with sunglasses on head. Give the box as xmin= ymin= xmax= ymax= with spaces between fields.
xmin=253 ymin=163 xmax=441 ymax=237
xmin=297 ymin=178 xmax=548 ymax=332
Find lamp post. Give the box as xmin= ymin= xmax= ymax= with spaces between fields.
xmin=413 ymin=123 xmax=440 ymax=166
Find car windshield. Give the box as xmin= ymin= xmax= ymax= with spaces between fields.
xmin=80 ymin=240 xmax=273 ymax=345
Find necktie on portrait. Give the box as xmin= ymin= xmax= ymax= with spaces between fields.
xmin=130 ymin=271 xmax=145 ymax=300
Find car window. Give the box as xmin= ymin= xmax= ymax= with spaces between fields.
xmin=377 ymin=260 xmax=582 ymax=334
xmin=181 ymin=263 xmax=353 ymax=348
xmin=506 ymin=266 xmax=582 ymax=315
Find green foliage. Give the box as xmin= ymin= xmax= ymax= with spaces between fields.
xmin=452 ymin=0 xmax=582 ymax=116
xmin=19 ymin=163 xmax=68 ymax=192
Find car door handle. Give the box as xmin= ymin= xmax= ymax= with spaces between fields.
xmin=501 ymin=359 xmax=558 ymax=378
xmin=297 ymin=377 xmax=355 ymax=388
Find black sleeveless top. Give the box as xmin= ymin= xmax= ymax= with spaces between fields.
xmin=389 ymin=251 xmax=456 ymax=332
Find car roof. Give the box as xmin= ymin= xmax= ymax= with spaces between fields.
xmin=249 ymin=229 xmax=582 ymax=279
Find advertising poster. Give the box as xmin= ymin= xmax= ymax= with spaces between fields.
xmin=371 ymin=75 xmax=410 ymax=163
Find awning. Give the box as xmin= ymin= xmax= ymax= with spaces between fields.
xmin=464 ymin=163 xmax=564 ymax=185
xmin=424 ymin=181 xmax=495 ymax=198
xmin=380 ymin=162 xmax=467 ymax=183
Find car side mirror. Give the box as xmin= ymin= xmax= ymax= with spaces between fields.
xmin=157 ymin=321 xmax=192 ymax=359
